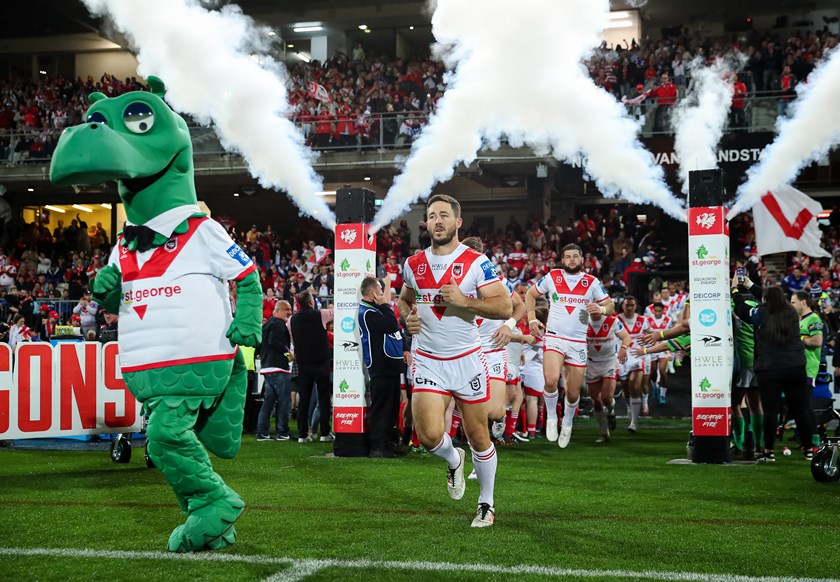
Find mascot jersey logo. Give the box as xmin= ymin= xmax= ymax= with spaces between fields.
xmin=50 ymin=77 xmax=262 ymax=554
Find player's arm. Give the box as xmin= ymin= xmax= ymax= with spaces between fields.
xmin=802 ymin=320 xmax=823 ymax=348
xmin=398 ymin=284 xmax=420 ymax=335
xmin=525 ymin=285 xmax=545 ymax=337
xmin=452 ymin=279 xmax=512 ymax=320
xmin=632 ymin=341 xmax=668 ymax=357
xmin=491 ymin=289 xmax=525 ymax=347
xmin=616 ymin=326 xmax=631 ymax=363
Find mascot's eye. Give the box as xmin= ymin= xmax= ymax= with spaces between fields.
xmin=123 ymin=102 xmax=155 ymax=134
xmin=86 ymin=112 xmax=108 ymax=125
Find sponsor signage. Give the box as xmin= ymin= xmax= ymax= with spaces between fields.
xmin=0 ymin=342 xmax=141 ymax=439
xmin=688 ymin=206 xmax=733 ymax=438
xmin=333 ymin=223 xmax=376 ymax=433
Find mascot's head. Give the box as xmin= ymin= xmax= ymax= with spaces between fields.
xmin=50 ymin=77 xmax=196 ymax=225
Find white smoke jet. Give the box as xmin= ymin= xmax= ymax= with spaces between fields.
xmin=81 ymin=0 xmax=336 ymax=229
xmin=671 ymin=58 xmax=739 ymax=194
xmin=371 ymin=0 xmax=686 ymax=231
xmin=728 ymin=45 xmax=840 ymax=219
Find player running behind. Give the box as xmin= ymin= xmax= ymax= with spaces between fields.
xmin=586 ymin=311 xmax=632 ymax=443
xmin=519 ymin=301 xmax=548 ymax=440
xmin=646 ymin=302 xmax=673 ymax=404
xmin=617 ymin=296 xmax=649 ymax=433
xmin=400 ymin=195 xmax=512 ymax=528
xmin=461 ymin=237 xmax=525 ymax=445
xmin=525 ymin=243 xmax=615 ymax=448
xmin=505 ymin=283 xmax=533 ymax=442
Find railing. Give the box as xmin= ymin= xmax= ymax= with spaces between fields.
xmin=0 ymin=94 xmax=794 ymax=166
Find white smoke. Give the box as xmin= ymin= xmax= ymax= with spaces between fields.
xmin=671 ymin=58 xmax=740 ymax=194
xmin=728 ymin=45 xmax=840 ymax=218
xmin=81 ymin=0 xmax=336 ymax=229
xmin=371 ymin=0 xmax=686 ymax=231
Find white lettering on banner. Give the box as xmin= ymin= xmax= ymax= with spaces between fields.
xmin=335 ymin=301 xmax=359 ymax=310
xmin=0 ymin=342 xmax=141 ymax=440
xmin=697 ymin=276 xmax=719 ymax=286
xmin=572 ymin=148 xmax=762 ymax=169
xmin=336 ymin=411 xmax=360 ymax=426
xmin=696 ymin=355 xmax=725 ymax=366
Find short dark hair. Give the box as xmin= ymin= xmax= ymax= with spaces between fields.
xmin=360 ymin=276 xmax=380 ymax=297
xmin=561 ymin=243 xmax=583 ymax=257
xmin=461 ymin=236 xmax=482 ymax=252
xmin=623 ymin=295 xmax=637 ymax=305
xmin=297 ymin=290 xmax=313 ymax=309
xmin=653 ymin=302 xmax=664 ymax=309
xmin=427 ymin=194 xmax=461 ymax=219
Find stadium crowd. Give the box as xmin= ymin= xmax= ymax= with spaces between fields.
xmin=3 ymin=23 xmax=838 ymax=163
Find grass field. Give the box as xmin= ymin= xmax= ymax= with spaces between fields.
xmin=1 ymin=420 xmax=839 ymax=581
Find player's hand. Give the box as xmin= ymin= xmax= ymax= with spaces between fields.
xmin=618 ymin=346 xmax=628 ymax=364
xmin=640 ymin=330 xmax=659 ymax=346
xmin=630 ymin=346 xmax=646 ymax=357
xmin=491 ymin=325 xmax=512 ymax=348
xmin=406 ymin=305 xmax=421 ymax=335
xmin=585 ymin=302 xmax=603 ymax=317
xmin=440 ymin=276 xmax=467 ymax=307
xmin=529 ymin=319 xmax=545 ymax=338
xmin=522 ymin=334 xmax=536 ymax=345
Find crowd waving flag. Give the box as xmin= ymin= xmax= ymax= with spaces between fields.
xmin=308 ymin=81 xmax=332 ymax=103
xmin=307 ymin=245 xmax=331 ymax=265
xmin=751 ymin=184 xmax=828 ymax=258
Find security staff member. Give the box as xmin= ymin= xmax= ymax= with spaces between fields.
xmin=358 ymin=276 xmax=404 ymax=457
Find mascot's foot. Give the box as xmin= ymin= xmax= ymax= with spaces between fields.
xmin=167 ymin=489 xmax=245 ymax=552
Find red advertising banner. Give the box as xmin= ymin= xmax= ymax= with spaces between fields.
xmin=334 ymin=223 xmax=376 ymax=252
xmin=0 ymin=342 xmax=141 ymax=439
xmin=693 ymin=407 xmax=731 ymax=437
xmin=333 ymin=406 xmax=366 ymax=433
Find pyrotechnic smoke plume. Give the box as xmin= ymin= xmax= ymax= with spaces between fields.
xmin=82 ymin=0 xmax=336 ymax=229
xmin=371 ymin=0 xmax=686 ymax=231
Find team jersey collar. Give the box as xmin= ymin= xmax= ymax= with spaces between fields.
xmin=125 ymin=204 xmax=202 ymax=240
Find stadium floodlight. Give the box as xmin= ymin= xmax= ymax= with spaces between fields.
xmin=605 ymin=19 xmax=633 ymax=29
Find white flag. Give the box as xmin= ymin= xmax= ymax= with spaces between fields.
xmin=752 ymin=184 xmax=828 ymax=258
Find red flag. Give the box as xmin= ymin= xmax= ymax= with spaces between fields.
xmin=308 ymin=81 xmax=332 ymax=103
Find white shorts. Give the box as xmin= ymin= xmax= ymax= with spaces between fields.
xmin=623 ymin=352 xmax=646 ymax=374
xmin=655 ymin=351 xmax=673 ymax=362
xmin=505 ymin=344 xmax=521 ymax=384
xmin=521 ymin=364 xmax=544 ymax=397
xmin=736 ymin=368 xmax=757 ymax=389
xmin=484 ymin=349 xmax=508 ymax=382
xmin=586 ymin=358 xmax=617 ymax=384
xmin=411 ymin=347 xmax=490 ymax=404
xmin=543 ymin=335 xmax=587 ymax=368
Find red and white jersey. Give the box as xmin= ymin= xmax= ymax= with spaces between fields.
xmin=476 ymin=277 xmax=514 ymax=352
xmin=107 ymin=215 xmax=256 ymax=373
xmin=0 ymin=264 xmax=16 ymax=286
xmin=587 ymin=315 xmax=623 ymax=362
xmin=535 ymin=269 xmax=609 ymax=342
xmin=644 ymin=297 xmax=676 ymax=318
xmin=403 ymin=244 xmax=500 ymax=358
xmin=506 ymin=250 xmax=528 ymax=270
xmin=617 ymin=312 xmax=649 ymax=349
xmin=646 ymin=313 xmax=672 ymax=333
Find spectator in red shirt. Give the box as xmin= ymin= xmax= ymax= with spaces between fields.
xmin=650 ymin=72 xmax=677 ymax=132
xmin=506 ymin=241 xmax=528 ymax=272
xmin=730 ymin=73 xmax=748 ymax=129
xmin=777 ymin=65 xmax=797 ymax=118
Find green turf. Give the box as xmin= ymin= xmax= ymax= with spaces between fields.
xmin=2 ymin=420 xmax=839 ymax=581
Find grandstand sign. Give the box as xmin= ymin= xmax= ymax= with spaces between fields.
xmin=0 ymin=342 xmax=142 ymax=440
xmin=687 ymin=205 xmax=733 ymax=438
xmin=332 ymin=222 xmax=376 ymax=433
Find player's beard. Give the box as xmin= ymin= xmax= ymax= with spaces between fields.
xmin=431 ymin=225 xmax=457 ymax=248
xmin=562 ymin=263 xmax=582 ymax=274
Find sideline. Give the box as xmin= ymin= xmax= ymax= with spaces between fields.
xmin=0 ymin=547 xmax=832 ymax=582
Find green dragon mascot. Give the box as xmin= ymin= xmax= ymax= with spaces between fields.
xmin=49 ymin=77 xmax=262 ymax=552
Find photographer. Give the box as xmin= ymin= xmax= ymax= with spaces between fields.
xmin=732 ymin=276 xmax=815 ymax=461
xmin=358 ymin=276 xmax=404 ymax=458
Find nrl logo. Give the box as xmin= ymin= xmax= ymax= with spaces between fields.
xmin=695 ymin=212 xmax=716 ymax=230
xmin=417 ymin=264 xmax=427 ymax=276
xmin=340 ymin=228 xmax=357 ymax=245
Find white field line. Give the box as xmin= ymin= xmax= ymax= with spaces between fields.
xmin=0 ymin=547 xmax=832 ymax=582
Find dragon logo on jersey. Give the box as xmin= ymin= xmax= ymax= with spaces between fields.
xmin=452 ymin=263 xmax=463 ymax=278
xmin=164 ymin=238 xmax=178 ymax=252
xmin=581 ymin=278 xmax=589 ymax=287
